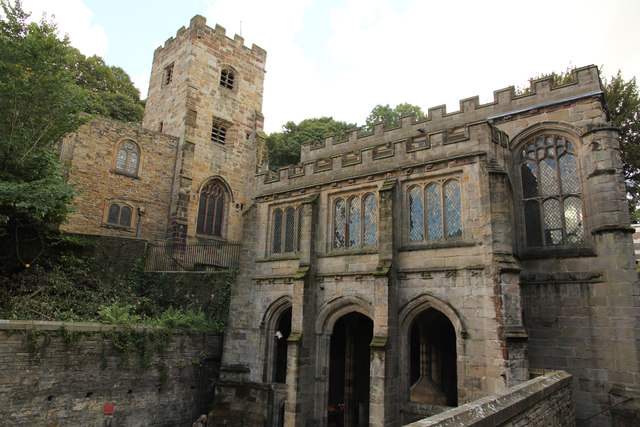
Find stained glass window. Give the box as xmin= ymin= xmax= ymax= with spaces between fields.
xmin=296 ymin=207 xmax=303 ymax=251
xmin=519 ymin=134 xmax=584 ymax=247
xmin=272 ymin=205 xmax=303 ymax=254
xmin=272 ymin=209 xmax=283 ymax=253
xmin=115 ymin=140 xmax=140 ymax=175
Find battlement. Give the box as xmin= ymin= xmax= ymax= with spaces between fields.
xmin=152 ymin=15 xmax=266 ymax=62
xmin=299 ymin=65 xmax=602 ymax=163
xmin=257 ymin=65 xmax=605 ymax=196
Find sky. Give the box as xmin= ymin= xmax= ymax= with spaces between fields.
xmin=15 ymin=0 xmax=640 ymax=134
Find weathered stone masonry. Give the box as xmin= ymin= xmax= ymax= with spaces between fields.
xmin=59 ymin=15 xmax=640 ymax=427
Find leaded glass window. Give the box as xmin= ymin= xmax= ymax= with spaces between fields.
xmin=272 ymin=209 xmax=283 ymax=253
xmin=197 ymin=180 xmax=226 ymax=237
xmin=115 ymin=140 xmax=140 ymax=175
xmin=334 ymin=199 xmax=346 ymax=249
xmin=409 ymin=186 xmax=424 ymax=241
xmin=363 ymin=194 xmax=377 ymax=246
xmin=106 ymin=203 xmax=133 ymax=227
xmin=348 ymin=197 xmax=361 ymax=247
xmin=333 ymin=194 xmax=377 ymax=249
xmin=519 ymin=134 xmax=584 ymax=247
xmin=272 ymin=205 xmax=303 ymax=254
xmin=407 ymin=180 xmax=462 ymax=243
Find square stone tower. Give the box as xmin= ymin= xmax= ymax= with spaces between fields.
xmin=142 ymin=15 xmax=267 ymax=244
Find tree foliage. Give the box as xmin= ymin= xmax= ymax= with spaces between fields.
xmin=71 ymin=50 xmax=145 ymax=123
xmin=603 ymin=71 xmax=640 ymax=220
xmin=365 ymin=103 xmax=426 ymax=130
xmin=0 ymin=0 xmax=87 ymax=234
xmin=266 ymin=117 xmax=356 ymax=169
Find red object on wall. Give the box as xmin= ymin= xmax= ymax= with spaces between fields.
xmin=104 ymin=402 xmax=115 ymax=415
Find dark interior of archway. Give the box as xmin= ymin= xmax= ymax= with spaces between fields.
xmin=328 ymin=312 xmax=373 ymax=427
xmin=409 ymin=308 xmax=457 ymax=406
xmin=274 ymin=307 xmax=291 ymax=384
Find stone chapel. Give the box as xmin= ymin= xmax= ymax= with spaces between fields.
xmin=59 ymin=15 xmax=640 ymax=426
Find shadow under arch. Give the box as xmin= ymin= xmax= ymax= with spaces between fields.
xmin=398 ymin=293 xmax=466 ymax=419
xmin=312 ymin=295 xmax=374 ymax=425
xmin=261 ymin=295 xmax=292 ymax=383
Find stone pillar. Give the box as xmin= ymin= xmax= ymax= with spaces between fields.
xmin=368 ymin=178 xmax=398 ymax=426
xmin=285 ymin=194 xmax=319 ymax=426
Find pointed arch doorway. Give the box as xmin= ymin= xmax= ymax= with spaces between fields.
xmin=328 ymin=312 xmax=373 ymax=427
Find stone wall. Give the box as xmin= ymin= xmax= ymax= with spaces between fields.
xmin=142 ymin=15 xmax=267 ymax=244
xmin=0 ymin=321 xmax=222 ymax=426
xmin=405 ymin=371 xmax=575 ymax=426
xmin=60 ymin=118 xmax=179 ymax=241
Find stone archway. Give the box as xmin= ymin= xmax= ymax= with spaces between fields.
xmin=328 ymin=312 xmax=373 ymax=427
xmin=409 ymin=308 xmax=457 ymax=406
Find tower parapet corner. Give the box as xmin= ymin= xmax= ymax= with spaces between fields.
xmin=190 ymin=15 xmax=207 ymax=29
xmin=214 ymin=23 xmax=226 ymax=37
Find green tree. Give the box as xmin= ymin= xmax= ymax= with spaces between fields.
xmin=0 ymin=0 xmax=88 ymax=265
xmin=365 ymin=103 xmax=426 ymax=131
xmin=267 ymin=117 xmax=356 ymax=169
xmin=603 ymin=71 xmax=640 ymax=220
xmin=71 ymin=50 xmax=145 ymax=123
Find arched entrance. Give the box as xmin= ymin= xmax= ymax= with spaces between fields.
xmin=328 ymin=312 xmax=373 ymax=427
xmin=409 ymin=308 xmax=457 ymax=406
xmin=273 ymin=307 xmax=291 ymax=383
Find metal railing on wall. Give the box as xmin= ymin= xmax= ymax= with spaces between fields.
xmin=144 ymin=240 xmax=240 ymax=272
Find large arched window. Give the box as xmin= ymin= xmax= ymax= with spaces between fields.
xmin=333 ymin=194 xmax=377 ymax=249
xmin=196 ymin=180 xmax=227 ymax=237
xmin=519 ymin=134 xmax=584 ymax=247
xmin=114 ymin=140 xmax=140 ymax=176
xmin=408 ymin=180 xmax=462 ymax=243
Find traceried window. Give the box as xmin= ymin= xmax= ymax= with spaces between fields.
xmin=408 ymin=180 xmax=462 ymax=243
xmin=272 ymin=206 xmax=303 ymax=254
xmin=211 ymin=123 xmax=227 ymax=145
xmin=519 ymin=134 xmax=584 ymax=247
xmin=333 ymin=194 xmax=377 ymax=249
xmin=197 ymin=180 xmax=227 ymax=237
xmin=115 ymin=140 xmax=140 ymax=175
xmin=106 ymin=203 xmax=133 ymax=228
xmin=220 ymin=68 xmax=235 ymax=90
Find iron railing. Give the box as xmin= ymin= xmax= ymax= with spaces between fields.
xmin=144 ymin=240 xmax=240 ymax=272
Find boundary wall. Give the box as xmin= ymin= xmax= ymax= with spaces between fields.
xmin=405 ymin=371 xmax=574 ymax=426
xmin=0 ymin=321 xmax=221 ymax=426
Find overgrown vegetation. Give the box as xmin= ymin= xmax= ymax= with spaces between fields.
xmin=0 ymin=242 xmax=237 ymax=333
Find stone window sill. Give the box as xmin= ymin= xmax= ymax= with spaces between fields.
xmin=518 ymin=246 xmax=596 ymax=259
xmin=399 ymin=239 xmax=476 ymax=251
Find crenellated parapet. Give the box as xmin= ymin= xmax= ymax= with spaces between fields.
xmin=152 ymin=15 xmax=266 ymax=63
xmin=259 ymin=65 xmax=604 ymax=195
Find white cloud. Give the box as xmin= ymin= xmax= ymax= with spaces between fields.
xmin=21 ymin=0 xmax=108 ymax=57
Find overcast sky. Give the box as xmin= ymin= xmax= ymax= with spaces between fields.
xmin=17 ymin=0 xmax=640 ymax=134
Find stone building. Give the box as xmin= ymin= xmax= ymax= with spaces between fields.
xmin=62 ymin=16 xmax=639 ymax=426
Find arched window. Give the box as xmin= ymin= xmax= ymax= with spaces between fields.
xmin=197 ymin=180 xmax=227 ymax=237
xmin=333 ymin=194 xmax=377 ymax=249
xmin=519 ymin=134 xmax=583 ymax=247
xmin=272 ymin=205 xmax=303 ymax=254
xmin=106 ymin=202 xmax=133 ymax=227
xmin=115 ymin=140 xmax=140 ymax=175
xmin=408 ymin=180 xmax=462 ymax=242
